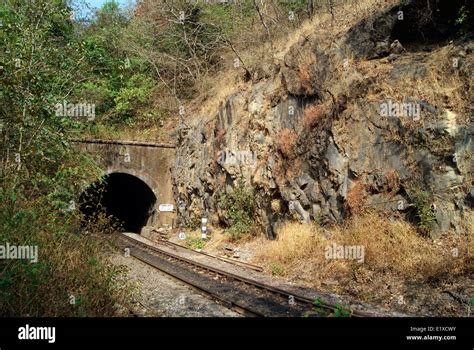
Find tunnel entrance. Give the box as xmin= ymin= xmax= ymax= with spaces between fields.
xmin=80 ymin=172 xmax=156 ymax=233
xmin=391 ymin=0 xmax=473 ymax=49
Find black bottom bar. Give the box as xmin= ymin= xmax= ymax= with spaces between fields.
xmin=0 ymin=317 xmax=472 ymax=349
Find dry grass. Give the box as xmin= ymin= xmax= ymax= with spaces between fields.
xmin=235 ymin=212 xmax=473 ymax=316
xmin=191 ymin=0 xmax=393 ymax=119
xmin=346 ymin=180 xmax=368 ymax=214
xmin=384 ymin=169 xmax=401 ymax=194
xmin=252 ymin=211 xmax=473 ymax=284
xmin=200 ymin=229 xmax=233 ymax=251
xmin=272 ymin=0 xmax=394 ymax=60
xmin=191 ymin=68 xmax=247 ymax=119
xmin=173 ymin=228 xmax=237 ymax=253
xmin=363 ymin=45 xmax=473 ymax=126
xmin=298 ymin=64 xmax=316 ymax=95
xmin=303 ymin=104 xmax=326 ymax=129
xmin=277 ymin=128 xmax=299 ymax=159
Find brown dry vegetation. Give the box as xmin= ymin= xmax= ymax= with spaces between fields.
xmin=362 ymin=46 xmax=472 ymax=126
xmin=246 ymin=211 xmax=473 ymax=315
xmin=346 ymin=180 xmax=368 ymax=214
xmin=277 ymin=128 xmax=299 ymax=159
xmin=192 ymin=0 xmax=396 ymax=119
xmin=303 ymin=104 xmax=326 ymax=129
xmin=253 ymin=212 xmax=472 ymax=278
xmin=384 ymin=169 xmax=401 ymax=194
xmin=198 ymin=209 xmax=473 ymax=315
xmin=298 ymin=65 xmax=316 ymax=95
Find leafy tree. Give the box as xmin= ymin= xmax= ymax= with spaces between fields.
xmin=0 ymin=0 xmax=127 ymax=316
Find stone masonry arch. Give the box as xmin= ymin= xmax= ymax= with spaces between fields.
xmin=73 ymin=139 xmax=176 ymax=232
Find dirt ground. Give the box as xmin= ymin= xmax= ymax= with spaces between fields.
xmin=109 ymin=251 xmax=240 ymax=317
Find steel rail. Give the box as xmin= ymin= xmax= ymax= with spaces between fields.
xmin=156 ymin=238 xmax=264 ymax=272
xmin=115 ymin=235 xmax=263 ymax=317
xmin=116 ymin=233 xmax=374 ymax=317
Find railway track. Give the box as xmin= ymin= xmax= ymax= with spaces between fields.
xmin=114 ymin=233 xmax=373 ymax=317
xmin=155 ymin=237 xmax=264 ymax=272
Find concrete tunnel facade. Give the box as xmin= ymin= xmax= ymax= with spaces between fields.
xmin=73 ymin=139 xmax=176 ymax=234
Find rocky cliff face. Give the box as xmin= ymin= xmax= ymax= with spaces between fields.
xmin=172 ymin=0 xmax=473 ymax=238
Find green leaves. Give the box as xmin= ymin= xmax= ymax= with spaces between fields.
xmin=185 ymin=236 xmax=206 ymax=250
xmin=113 ymin=73 xmax=154 ymax=118
xmin=74 ymin=5 xmax=158 ymax=129
xmin=332 ymin=304 xmax=351 ymax=317
xmin=455 ymin=5 xmax=470 ymax=36
xmin=218 ymin=180 xmax=255 ymax=240
xmin=412 ymin=190 xmax=436 ymax=236
xmin=0 ymin=0 xmax=124 ymax=317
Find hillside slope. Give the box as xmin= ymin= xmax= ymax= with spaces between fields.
xmin=173 ymin=0 xmax=473 ymax=239
xmin=167 ymin=0 xmax=473 ymax=316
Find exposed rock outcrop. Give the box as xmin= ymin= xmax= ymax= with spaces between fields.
xmin=172 ymin=0 xmax=473 ymax=238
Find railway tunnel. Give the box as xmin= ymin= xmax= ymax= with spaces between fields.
xmin=79 ymin=172 xmax=157 ymax=233
xmin=72 ymin=139 xmax=176 ymax=233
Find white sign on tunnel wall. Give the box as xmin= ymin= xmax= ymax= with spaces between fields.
xmin=158 ymin=204 xmax=174 ymax=212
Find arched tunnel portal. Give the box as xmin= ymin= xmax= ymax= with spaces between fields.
xmin=80 ymin=172 xmax=157 ymax=233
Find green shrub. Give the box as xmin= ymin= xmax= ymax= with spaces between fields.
xmin=312 ymin=297 xmax=325 ymax=316
xmin=185 ymin=236 xmax=206 ymax=250
xmin=113 ymin=74 xmax=155 ymax=121
xmin=218 ymin=180 xmax=255 ymax=240
xmin=332 ymin=304 xmax=351 ymax=317
xmin=412 ymin=190 xmax=436 ymax=235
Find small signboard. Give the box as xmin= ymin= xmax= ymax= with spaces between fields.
xmin=158 ymin=204 xmax=174 ymax=212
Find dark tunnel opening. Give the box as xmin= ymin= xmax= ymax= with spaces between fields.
xmin=391 ymin=0 xmax=473 ymax=49
xmin=79 ymin=172 xmax=156 ymax=233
